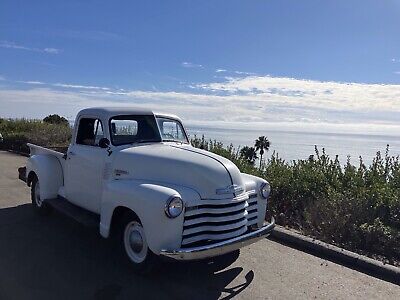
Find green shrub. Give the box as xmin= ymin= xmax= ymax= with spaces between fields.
xmin=43 ymin=114 xmax=69 ymax=126
xmin=0 ymin=133 xmax=29 ymax=153
xmin=0 ymin=118 xmax=72 ymax=154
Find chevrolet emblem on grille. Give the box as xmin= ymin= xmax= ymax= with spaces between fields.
xmin=216 ymin=184 xmax=244 ymax=195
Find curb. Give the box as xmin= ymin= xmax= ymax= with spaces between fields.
xmin=270 ymin=225 xmax=400 ymax=285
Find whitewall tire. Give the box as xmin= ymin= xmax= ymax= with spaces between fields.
xmin=119 ymin=212 xmax=157 ymax=273
xmin=31 ymin=176 xmax=52 ymax=215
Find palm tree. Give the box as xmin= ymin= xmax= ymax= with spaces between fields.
xmin=255 ymin=136 xmax=270 ymax=169
xmin=240 ymin=146 xmax=258 ymax=165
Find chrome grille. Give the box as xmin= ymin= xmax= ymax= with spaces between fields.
xmin=247 ymin=192 xmax=258 ymax=224
xmin=181 ymin=191 xmax=259 ymax=247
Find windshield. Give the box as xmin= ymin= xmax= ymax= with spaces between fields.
xmin=156 ymin=117 xmax=189 ymax=143
xmin=109 ymin=115 xmax=161 ymax=146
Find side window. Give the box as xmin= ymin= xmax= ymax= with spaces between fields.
xmin=158 ymin=119 xmax=187 ymax=142
xmin=161 ymin=121 xmax=177 ymax=137
xmin=76 ymin=118 xmax=104 ymax=146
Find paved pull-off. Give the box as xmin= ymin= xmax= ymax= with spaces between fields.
xmin=0 ymin=151 xmax=399 ymax=299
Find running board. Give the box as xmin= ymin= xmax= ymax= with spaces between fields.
xmin=46 ymin=197 xmax=100 ymax=228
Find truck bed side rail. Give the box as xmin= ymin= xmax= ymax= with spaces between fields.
xmin=27 ymin=143 xmax=65 ymax=159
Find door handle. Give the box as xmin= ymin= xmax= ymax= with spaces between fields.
xmin=68 ymin=151 xmax=76 ymax=156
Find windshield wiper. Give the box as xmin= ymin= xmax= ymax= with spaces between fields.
xmin=132 ymin=139 xmax=160 ymax=144
xmin=162 ymin=139 xmax=187 ymax=144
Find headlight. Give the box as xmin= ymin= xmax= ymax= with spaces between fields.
xmin=260 ymin=182 xmax=271 ymax=199
xmin=165 ymin=196 xmax=183 ymax=218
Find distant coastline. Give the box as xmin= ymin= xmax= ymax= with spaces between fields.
xmin=187 ymin=125 xmax=400 ymax=165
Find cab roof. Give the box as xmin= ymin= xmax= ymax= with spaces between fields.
xmin=77 ymin=107 xmax=183 ymax=122
xmin=78 ymin=107 xmax=154 ymax=120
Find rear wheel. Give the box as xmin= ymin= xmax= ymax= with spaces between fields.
xmin=119 ymin=212 xmax=157 ymax=273
xmin=31 ymin=176 xmax=52 ymax=215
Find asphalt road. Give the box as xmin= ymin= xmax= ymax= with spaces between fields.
xmin=0 ymin=151 xmax=399 ymax=299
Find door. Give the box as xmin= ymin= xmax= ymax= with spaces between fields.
xmin=64 ymin=118 xmax=107 ymax=213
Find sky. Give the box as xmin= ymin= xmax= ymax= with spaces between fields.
xmin=1 ymin=0 xmax=400 ymax=135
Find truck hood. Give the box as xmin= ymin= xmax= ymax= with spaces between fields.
xmin=112 ymin=143 xmax=245 ymax=199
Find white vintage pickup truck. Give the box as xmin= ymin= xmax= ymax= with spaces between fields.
xmin=19 ymin=107 xmax=274 ymax=272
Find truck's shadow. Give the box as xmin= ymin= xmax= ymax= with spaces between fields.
xmin=0 ymin=204 xmax=254 ymax=300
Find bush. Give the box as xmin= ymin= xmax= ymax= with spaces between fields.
xmin=0 ymin=118 xmax=72 ymax=154
xmin=0 ymin=133 xmax=29 ymax=153
xmin=43 ymin=114 xmax=69 ymax=126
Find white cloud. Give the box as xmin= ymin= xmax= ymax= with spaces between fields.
xmin=18 ymin=80 xmax=111 ymax=90
xmin=181 ymin=62 xmax=203 ymax=69
xmin=1 ymin=75 xmax=400 ymax=136
xmin=43 ymin=48 xmax=60 ymax=54
xmin=394 ymin=71 xmax=400 ymax=75
xmin=0 ymin=41 xmax=31 ymax=51
xmin=0 ymin=41 xmax=61 ymax=54
xmin=214 ymin=69 xmax=255 ymax=75
xmin=19 ymin=81 xmax=45 ymax=85
xmin=234 ymin=70 xmax=255 ymax=75
xmin=52 ymin=83 xmax=110 ymax=90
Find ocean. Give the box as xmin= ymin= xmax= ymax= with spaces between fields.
xmin=186 ymin=126 xmax=400 ymax=166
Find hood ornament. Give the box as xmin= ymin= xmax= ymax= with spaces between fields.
xmin=216 ymin=184 xmax=244 ymax=196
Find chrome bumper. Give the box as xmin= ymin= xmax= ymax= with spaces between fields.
xmin=160 ymin=217 xmax=275 ymax=260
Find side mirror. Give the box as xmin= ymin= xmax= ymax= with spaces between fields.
xmin=99 ymin=138 xmax=110 ymax=149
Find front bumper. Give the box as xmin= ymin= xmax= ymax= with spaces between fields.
xmin=160 ymin=217 xmax=275 ymax=260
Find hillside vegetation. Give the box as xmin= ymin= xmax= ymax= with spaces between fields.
xmin=0 ymin=117 xmax=71 ymax=153
xmin=0 ymin=118 xmax=398 ymax=265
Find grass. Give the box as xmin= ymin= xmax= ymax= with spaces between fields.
xmin=1 ymin=118 xmax=398 ymax=265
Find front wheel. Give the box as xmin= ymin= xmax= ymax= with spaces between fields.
xmin=120 ymin=212 xmax=157 ymax=273
xmin=31 ymin=176 xmax=52 ymax=215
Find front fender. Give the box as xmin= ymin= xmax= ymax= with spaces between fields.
xmin=100 ymin=179 xmax=201 ymax=254
xmin=241 ymin=173 xmax=269 ymax=227
xmin=26 ymin=154 xmax=64 ymax=200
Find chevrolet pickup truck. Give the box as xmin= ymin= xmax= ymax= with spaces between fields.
xmin=19 ymin=107 xmax=275 ymax=272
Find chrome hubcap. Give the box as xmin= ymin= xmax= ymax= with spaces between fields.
xmin=129 ymin=230 xmax=143 ymax=253
xmin=123 ymin=221 xmax=148 ymax=264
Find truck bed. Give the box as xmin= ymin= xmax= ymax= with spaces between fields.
xmin=27 ymin=143 xmax=66 ymax=158
xmin=18 ymin=143 xmax=66 ymax=183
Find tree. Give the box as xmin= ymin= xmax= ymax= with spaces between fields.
xmin=255 ymin=136 xmax=270 ymax=169
xmin=239 ymin=146 xmax=258 ymax=165
xmin=43 ymin=114 xmax=69 ymax=126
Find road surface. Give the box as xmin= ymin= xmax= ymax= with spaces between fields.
xmin=0 ymin=151 xmax=398 ymax=299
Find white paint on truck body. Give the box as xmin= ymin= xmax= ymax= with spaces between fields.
xmin=24 ymin=107 xmax=271 ymax=258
